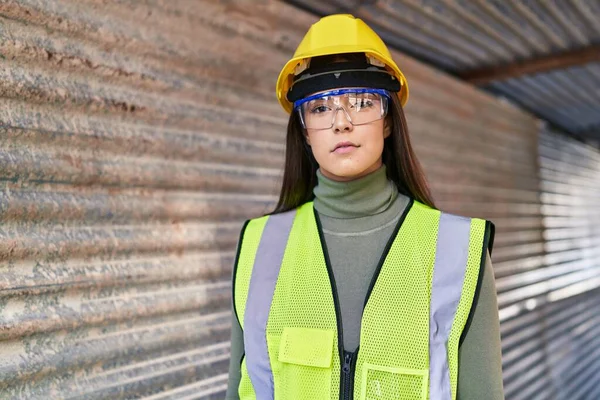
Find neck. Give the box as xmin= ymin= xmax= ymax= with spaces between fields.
xmin=313 ymin=165 xmax=398 ymax=218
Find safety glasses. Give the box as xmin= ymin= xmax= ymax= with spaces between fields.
xmin=293 ymin=88 xmax=390 ymax=130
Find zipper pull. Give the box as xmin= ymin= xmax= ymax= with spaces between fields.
xmin=343 ymin=352 xmax=352 ymax=373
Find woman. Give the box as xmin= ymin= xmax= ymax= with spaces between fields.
xmin=226 ymin=14 xmax=504 ymax=400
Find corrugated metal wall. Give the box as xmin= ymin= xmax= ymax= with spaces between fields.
xmin=1 ymin=1 xmax=599 ymax=399
xmin=528 ymin=128 xmax=600 ymax=400
xmin=495 ymin=126 xmax=600 ymax=400
xmin=0 ymin=0 xmax=288 ymax=398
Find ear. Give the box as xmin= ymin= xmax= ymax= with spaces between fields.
xmin=305 ymin=133 xmax=311 ymax=146
xmin=383 ymin=118 xmax=392 ymax=139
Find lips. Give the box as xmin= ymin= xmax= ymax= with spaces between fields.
xmin=332 ymin=141 xmax=358 ymax=152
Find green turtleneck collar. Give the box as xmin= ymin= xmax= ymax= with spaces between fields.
xmin=313 ymin=164 xmax=399 ymax=219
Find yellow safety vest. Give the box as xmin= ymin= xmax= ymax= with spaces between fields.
xmin=233 ymin=199 xmax=494 ymax=400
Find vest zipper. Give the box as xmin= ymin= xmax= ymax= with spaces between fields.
xmin=342 ymin=350 xmax=357 ymax=400
xmin=342 ymin=351 xmax=352 ymax=400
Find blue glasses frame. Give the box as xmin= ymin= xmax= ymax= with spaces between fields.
xmin=293 ymin=88 xmax=391 ymax=110
xmin=294 ymin=88 xmax=391 ymax=130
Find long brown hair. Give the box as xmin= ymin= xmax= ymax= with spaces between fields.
xmin=271 ymin=91 xmax=436 ymax=214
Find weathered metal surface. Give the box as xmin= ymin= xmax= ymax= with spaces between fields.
xmin=287 ymin=0 xmax=600 ymax=139
xmin=0 ymin=0 xmax=292 ymax=398
xmin=533 ymin=128 xmax=600 ymax=400
xmin=486 ymin=62 xmax=600 ymax=139
xmin=1 ymin=1 xmax=600 ymax=399
xmin=493 ymin=128 xmax=600 ymax=400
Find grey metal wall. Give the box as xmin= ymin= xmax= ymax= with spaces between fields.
xmin=526 ymin=128 xmax=600 ymax=400
xmin=0 ymin=0 xmax=287 ymax=398
xmin=1 ymin=1 xmax=599 ymax=399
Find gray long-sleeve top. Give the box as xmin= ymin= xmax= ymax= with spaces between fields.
xmin=225 ymin=165 xmax=504 ymax=399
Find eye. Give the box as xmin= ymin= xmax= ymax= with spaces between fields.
xmin=360 ymin=99 xmax=374 ymax=107
xmin=310 ymin=105 xmax=331 ymax=114
xmin=350 ymin=98 xmax=374 ymax=109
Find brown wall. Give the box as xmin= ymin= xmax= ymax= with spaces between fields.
xmin=1 ymin=1 xmax=599 ymax=399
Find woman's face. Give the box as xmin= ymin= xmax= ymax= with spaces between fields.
xmin=303 ymin=89 xmax=390 ymax=182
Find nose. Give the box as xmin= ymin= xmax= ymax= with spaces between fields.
xmin=332 ymin=108 xmax=353 ymax=133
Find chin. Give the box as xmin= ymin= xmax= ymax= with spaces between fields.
xmin=328 ymin=167 xmax=372 ymax=180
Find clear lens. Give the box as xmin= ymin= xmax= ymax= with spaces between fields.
xmin=298 ymin=92 xmax=388 ymax=130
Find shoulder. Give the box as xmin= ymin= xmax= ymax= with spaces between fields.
xmin=412 ymin=200 xmax=493 ymax=227
xmin=412 ymin=200 xmax=495 ymax=252
xmin=232 ymin=205 xmax=308 ymax=322
xmin=242 ymin=214 xmax=269 ymax=240
xmin=242 ymin=202 xmax=315 ymax=239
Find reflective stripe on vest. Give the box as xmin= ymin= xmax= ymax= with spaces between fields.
xmin=241 ymin=202 xmax=485 ymax=399
xmin=243 ymin=209 xmax=297 ymax=399
xmin=429 ymin=213 xmax=472 ymax=399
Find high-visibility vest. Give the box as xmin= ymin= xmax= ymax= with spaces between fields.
xmin=233 ymin=199 xmax=494 ymax=400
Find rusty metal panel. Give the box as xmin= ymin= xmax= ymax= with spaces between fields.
xmin=1 ymin=1 xmax=599 ymax=399
xmin=0 ymin=0 xmax=293 ymax=398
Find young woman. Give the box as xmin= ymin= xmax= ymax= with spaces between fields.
xmin=226 ymin=14 xmax=504 ymax=400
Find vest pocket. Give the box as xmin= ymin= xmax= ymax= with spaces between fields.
xmin=360 ymin=363 xmax=428 ymax=400
xmin=276 ymin=327 xmax=334 ymax=399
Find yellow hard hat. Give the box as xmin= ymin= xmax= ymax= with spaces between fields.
xmin=276 ymin=14 xmax=409 ymax=114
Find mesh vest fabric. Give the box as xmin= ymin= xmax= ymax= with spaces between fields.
xmin=353 ymin=201 xmax=437 ymax=400
xmin=233 ymin=200 xmax=491 ymax=400
xmin=352 ymin=202 xmax=488 ymax=400
xmin=267 ymin=202 xmax=341 ymax=399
